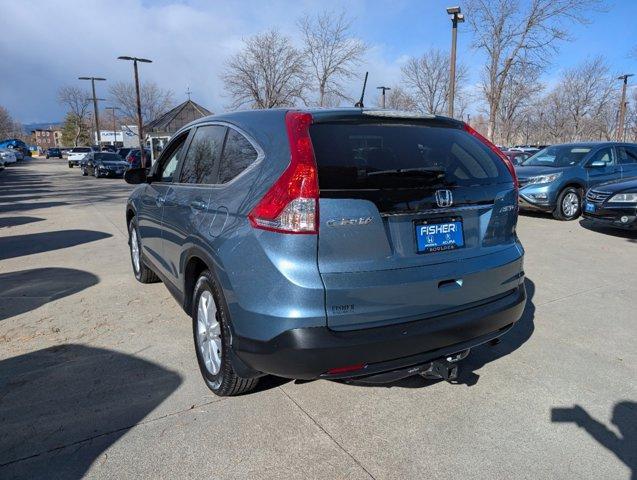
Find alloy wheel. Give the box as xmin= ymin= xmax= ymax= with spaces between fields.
xmin=196 ymin=291 xmax=222 ymax=375
xmin=562 ymin=192 xmax=579 ymax=218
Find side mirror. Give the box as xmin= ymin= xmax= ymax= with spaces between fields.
xmin=587 ymin=160 xmax=606 ymax=168
xmin=124 ymin=167 xmax=149 ymax=184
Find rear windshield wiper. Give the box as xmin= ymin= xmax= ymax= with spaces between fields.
xmin=364 ymin=167 xmax=446 ymax=177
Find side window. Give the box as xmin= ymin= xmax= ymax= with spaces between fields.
xmin=618 ymin=146 xmax=637 ymax=164
xmin=156 ymin=133 xmax=188 ymax=182
xmin=590 ymin=148 xmax=613 ymax=166
xmin=218 ymin=128 xmax=259 ymax=184
xmin=179 ymin=125 xmax=226 ymax=184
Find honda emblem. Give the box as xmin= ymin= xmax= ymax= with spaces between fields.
xmin=435 ymin=189 xmax=453 ymax=208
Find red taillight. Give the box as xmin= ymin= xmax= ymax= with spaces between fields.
xmin=248 ymin=111 xmax=319 ymax=234
xmin=326 ymin=363 xmax=366 ymax=375
xmin=464 ymin=123 xmax=518 ymax=189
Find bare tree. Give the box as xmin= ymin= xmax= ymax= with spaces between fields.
xmin=0 ymin=106 xmax=22 ymax=139
xmin=109 ymin=81 xmax=174 ymax=125
xmin=222 ymin=30 xmax=307 ymax=109
xmin=298 ymin=10 xmax=366 ymax=107
xmin=57 ymin=86 xmax=92 ymax=146
xmin=495 ymin=63 xmax=543 ymax=145
xmin=383 ymin=86 xmax=417 ymax=111
xmin=465 ymin=0 xmax=605 ymax=140
xmin=401 ymin=49 xmax=468 ymax=115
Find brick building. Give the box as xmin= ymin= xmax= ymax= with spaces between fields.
xmin=32 ymin=127 xmax=63 ymax=149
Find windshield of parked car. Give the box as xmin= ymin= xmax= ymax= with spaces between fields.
xmin=94 ymin=153 xmax=121 ymax=162
xmin=522 ymin=145 xmax=591 ymax=167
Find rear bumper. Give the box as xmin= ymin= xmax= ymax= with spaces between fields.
xmin=233 ymin=284 xmax=526 ymax=380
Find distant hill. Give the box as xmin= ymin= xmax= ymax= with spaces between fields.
xmin=22 ymin=122 xmax=62 ymax=132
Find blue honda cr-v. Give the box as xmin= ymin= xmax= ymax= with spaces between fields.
xmin=124 ymin=109 xmax=526 ymax=396
xmin=516 ymin=142 xmax=637 ymax=220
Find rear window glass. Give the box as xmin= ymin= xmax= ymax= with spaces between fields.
xmin=94 ymin=153 xmax=120 ymax=161
xmin=309 ymin=123 xmax=510 ymax=190
xmin=72 ymin=147 xmax=91 ymax=153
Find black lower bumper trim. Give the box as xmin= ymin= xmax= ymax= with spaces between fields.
xmin=233 ymin=284 xmax=526 ymax=380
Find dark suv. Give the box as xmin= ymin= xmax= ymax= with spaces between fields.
xmin=125 ymin=109 xmax=526 ymax=396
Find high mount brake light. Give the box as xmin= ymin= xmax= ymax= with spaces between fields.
xmin=464 ymin=123 xmax=518 ymax=189
xmin=248 ymin=111 xmax=319 ymax=234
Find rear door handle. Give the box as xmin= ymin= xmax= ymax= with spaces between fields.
xmin=190 ymin=200 xmax=208 ymax=211
xmin=438 ymin=279 xmax=463 ymax=291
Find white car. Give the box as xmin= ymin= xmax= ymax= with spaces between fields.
xmin=0 ymin=149 xmax=18 ymax=166
xmin=67 ymin=147 xmax=93 ymax=168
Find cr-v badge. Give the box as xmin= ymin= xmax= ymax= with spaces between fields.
xmin=326 ymin=217 xmax=373 ymax=227
xmin=435 ymin=189 xmax=453 ymax=208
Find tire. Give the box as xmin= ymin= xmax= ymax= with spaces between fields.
xmin=192 ymin=270 xmax=259 ymax=396
xmin=553 ymin=187 xmax=582 ymax=221
xmin=82 ymin=167 xmax=87 ymax=176
xmin=68 ymin=162 xmax=73 ymax=168
xmin=94 ymin=169 xmax=99 ymax=178
xmin=128 ymin=217 xmax=160 ymax=283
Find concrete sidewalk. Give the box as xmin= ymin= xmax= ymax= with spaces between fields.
xmin=0 ymin=159 xmax=635 ymax=479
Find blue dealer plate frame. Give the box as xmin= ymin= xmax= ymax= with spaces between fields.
xmin=415 ymin=217 xmax=465 ymax=254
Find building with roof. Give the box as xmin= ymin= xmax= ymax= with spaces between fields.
xmin=144 ymin=99 xmax=212 ymax=162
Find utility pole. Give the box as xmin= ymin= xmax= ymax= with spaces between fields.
xmin=376 ymin=86 xmax=391 ymax=109
xmin=616 ymin=74 xmax=634 ymax=141
xmin=105 ymin=106 xmax=120 ymax=146
xmin=78 ymin=76 xmax=106 ymax=147
xmin=118 ymin=56 xmax=152 ymax=168
xmin=446 ymin=6 xmax=464 ymax=118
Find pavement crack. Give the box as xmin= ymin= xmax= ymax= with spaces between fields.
xmin=278 ymin=387 xmax=377 ymax=480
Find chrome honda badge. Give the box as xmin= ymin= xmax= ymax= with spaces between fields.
xmin=435 ymin=189 xmax=453 ymax=208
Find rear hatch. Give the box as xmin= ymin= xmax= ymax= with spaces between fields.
xmin=311 ymin=113 xmax=521 ymax=330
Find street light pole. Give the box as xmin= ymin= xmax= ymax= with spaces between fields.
xmin=376 ymin=86 xmax=391 ymax=109
xmin=616 ymin=74 xmax=634 ymax=141
xmin=105 ymin=106 xmax=120 ymax=146
xmin=78 ymin=76 xmax=106 ymax=147
xmin=446 ymin=6 xmax=464 ymax=118
xmin=118 ymin=56 xmax=152 ymax=168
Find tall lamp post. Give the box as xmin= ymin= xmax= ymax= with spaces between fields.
xmin=376 ymin=86 xmax=391 ymax=109
xmin=446 ymin=6 xmax=464 ymax=118
xmin=105 ymin=106 xmax=120 ymax=147
xmin=78 ymin=76 xmax=106 ymax=147
xmin=117 ymin=56 xmax=152 ymax=167
xmin=616 ymin=74 xmax=634 ymax=141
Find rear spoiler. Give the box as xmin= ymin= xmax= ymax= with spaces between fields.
xmin=362 ymin=110 xmax=436 ymax=120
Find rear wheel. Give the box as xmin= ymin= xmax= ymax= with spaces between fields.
xmin=82 ymin=167 xmax=87 ymax=176
xmin=128 ymin=217 xmax=160 ymax=283
xmin=68 ymin=162 xmax=73 ymax=168
xmin=192 ymin=270 xmax=259 ymax=396
xmin=553 ymin=187 xmax=581 ymax=221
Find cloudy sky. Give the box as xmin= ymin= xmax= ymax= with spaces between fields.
xmin=1 ymin=0 xmax=635 ymax=123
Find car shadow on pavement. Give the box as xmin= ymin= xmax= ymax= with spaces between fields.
xmin=0 ymin=216 xmax=45 ymax=228
xmin=0 ymin=268 xmax=99 ymax=321
xmin=0 ymin=201 xmax=69 ymax=214
xmin=551 ymin=402 xmax=636 ymax=478
xmin=0 ymin=230 xmax=112 ymax=261
xmin=366 ymin=277 xmax=536 ymax=389
xmin=579 ymin=219 xmax=637 ymax=243
xmin=0 ymin=344 xmax=183 ymax=479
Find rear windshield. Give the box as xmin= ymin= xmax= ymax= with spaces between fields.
xmin=94 ymin=153 xmax=121 ymax=161
xmin=310 ymin=123 xmax=510 ymax=190
xmin=72 ymin=147 xmax=91 ymax=153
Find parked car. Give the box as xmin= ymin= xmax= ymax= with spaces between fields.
xmin=116 ymin=148 xmax=132 ymax=159
xmin=124 ymin=109 xmax=525 ymax=396
xmin=125 ymin=148 xmax=151 ymax=168
xmin=583 ymin=177 xmax=637 ymax=230
xmin=67 ymin=147 xmax=93 ymax=167
xmin=82 ymin=152 xmax=129 ymax=178
xmin=504 ymin=150 xmax=532 ymax=165
xmin=46 ymin=147 xmax=63 ymax=159
xmin=0 ymin=148 xmax=17 ymax=166
xmin=516 ymin=142 xmax=637 ymax=220
xmin=9 ymin=146 xmax=24 ymax=161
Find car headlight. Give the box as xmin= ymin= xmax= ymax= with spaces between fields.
xmin=526 ymin=172 xmax=562 ymax=185
xmin=608 ymin=193 xmax=637 ymax=203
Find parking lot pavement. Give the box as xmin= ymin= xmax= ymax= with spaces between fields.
xmin=0 ymin=158 xmax=635 ymax=479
